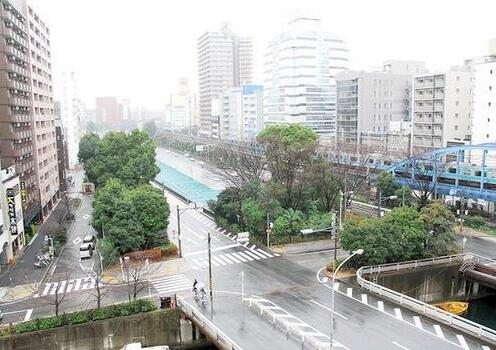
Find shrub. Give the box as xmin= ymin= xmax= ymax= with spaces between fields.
xmin=463 ymin=215 xmax=486 ymax=229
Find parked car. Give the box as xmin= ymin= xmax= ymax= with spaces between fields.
xmin=79 ymin=243 xmax=93 ymax=259
xmin=83 ymin=234 xmax=96 ymax=249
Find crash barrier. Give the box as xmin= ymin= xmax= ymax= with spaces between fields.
xmin=244 ymin=295 xmax=347 ymax=350
xmin=176 ymin=296 xmax=242 ymax=350
xmin=357 ymin=253 xmax=496 ymax=345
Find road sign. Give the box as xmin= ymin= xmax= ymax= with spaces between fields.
xmin=266 ymin=228 xmax=272 ymax=235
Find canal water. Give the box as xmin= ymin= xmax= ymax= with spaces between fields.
xmin=373 ymin=264 xmax=496 ymax=329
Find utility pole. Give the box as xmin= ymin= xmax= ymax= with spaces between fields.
xmin=208 ymin=231 xmax=213 ymax=300
xmin=333 ymin=213 xmax=337 ymax=268
xmin=266 ymin=213 xmax=270 ymax=248
xmin=176 ymin=205 xmax=182 ymax=258
xmin=377 ymin=189 xmax=382 ymax=218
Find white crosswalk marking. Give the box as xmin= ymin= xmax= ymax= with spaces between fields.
xmin=346 ymin=288 xmax=353 ymax=297
xmin=151 ymin=274 xmax=191 ymax=294
xmin=413 ymin=316 xmax=422 ymax=329
xmin=456 ymin=335 xmax=470 ymax=350
xmin=434 ymin=325 xmax=445 ymax=339
xmin=333 ymin=282 xmax=340 ymax=291
xmin=394 ymin=308 xmax=402 ymax=320
xmin=361 ymin=294 xmax=368 ymax=304
xmin=191 ymin=248 xmax=277 ymax=268
xmin=40 ymin=277 xmax=96 ymax=297
xmin=377 ymin=300 xmax=384 ymax=311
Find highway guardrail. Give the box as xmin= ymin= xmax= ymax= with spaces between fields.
xmin=356 ymin=253 xmax=496 ymax=344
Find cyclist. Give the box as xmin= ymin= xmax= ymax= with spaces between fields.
xmin=192 ymin=278 xmax=198 ymax=293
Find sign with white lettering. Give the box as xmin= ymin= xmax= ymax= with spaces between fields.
xmin=6 ymin=188 xmax=17 ymax=235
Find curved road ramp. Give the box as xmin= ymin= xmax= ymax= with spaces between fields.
xmin=244 ymin=295 xmax=349 ymax=350
xmin=357 ymin=253 xmax=496 ymax=346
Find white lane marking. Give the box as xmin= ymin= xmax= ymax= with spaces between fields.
xmin=24 ymin=309 xmax=33 ymax=322
xmin=250 ymin=244 xmax=256 ymax=250
xmin=212 ymin=256 xmax=226 ymax=266
xmin=72 ymin=237 xmax=82 ymax=245
xmin=237 ymin=251 xmax=254 ymax=261
xmin=225 ymin=253 xmax=241 ymax=263
xmin=82 ymin=277 xmax=95 ymax=290
xmin=456 ymin=335 xmax=470 ymax=350
xmin=394 ymin=308 xmax=402 ymax=320
xmin=243 ymin=242 xmax=249 ymax=247
xmin=74 ymin=278 xmax=82 ymax=292
xmin=361 ymin=294 xmax=368 ymax=304
xmin=184 ymin=243 xmax=240 ymax=257
xmin=346 ymin=288 xmax=353 ymax=297
xmin=333 ymin=282 xmax=340 ymax=291
xmin=413 ymin=316 xmax=422 ymax=329
xmin=256 ymin=249 xmax=273 ymax=258
xmin=50 ymin=264 xmax=57 ymax=276
xmin=309 ymin=300 xmax=348 ymax=320
xmin=231 ymin=252 xmax=247 ymax=262
xmin=65 ymin=280 xmax=74 ymax=293
xmin=243 ymin=250 xmax=261 ymax=260
xmin=41 ymin=283 xmax=51 ymax=296
xmin=217 ymin=254 xmax=234 ymax=264
xmin=392 ymin=341 xmax=410 ymax=350
xmin=249 ymin=249 xmax=268 ymax=259
xmin=377 ymin=300 xmax=384 ymax=311
xmin=434 ymin=325 xmax=445 ymax=339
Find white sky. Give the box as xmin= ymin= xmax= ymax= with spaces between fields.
xmin=30 ymin=0 xmax=496 ymax=108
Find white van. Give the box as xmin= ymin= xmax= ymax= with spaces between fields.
xmin=79 ymin=243 xmax=93 ymax=259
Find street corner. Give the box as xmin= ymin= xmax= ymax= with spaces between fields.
xmin=102 ymin=273 xmax=122 ymax=285
xmin=0 ymin=283 xmax=36 ymax=303
xmin=270 ymin=246 xmax=285 ymax=255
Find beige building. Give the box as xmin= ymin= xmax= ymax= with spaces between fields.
xmin=411 ymin=66 xmax=473 ymax=154
xmin=25 ymin=2 xmax=59 ymax=220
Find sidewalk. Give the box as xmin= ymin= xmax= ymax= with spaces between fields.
xmin=271 ymin=239 xmax=340 ymax=255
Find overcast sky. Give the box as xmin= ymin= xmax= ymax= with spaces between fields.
xmin=30 ymin=0 xmax=496 ymax=108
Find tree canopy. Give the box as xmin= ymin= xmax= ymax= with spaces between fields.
xmin=78 ymin=133 xmax=100 ymax=165
xmin=142 ymin=120 xmax=158 ymax=139
xmin=340 ymin=202 xmax=456 ymax=267
xmin=92 ymin=179 xmax=169 ymax=257
xmin=82 ymin=130 xmax=159 ymax=188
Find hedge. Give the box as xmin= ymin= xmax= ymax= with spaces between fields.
xmin=1 ymin=299 xmax=156 ymax=337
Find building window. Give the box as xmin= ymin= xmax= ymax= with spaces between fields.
xmin=454 ymin=125 xmax=458 ymax=131
xmin=456 ymin=101 xmax=459 ymax=106
xmin=490 ymin=102 xmax=492 ymax=107
xmin=455 ymin=113 xmax=459 ymax=118
xmin=488 ymin=134 xmax=490 ymax=139
xmin=491 ymin=70 xmax=493 ymax=75
xmin=456 ymin=76 xmax=460 ymax=81
xmin=488 ymin=118 xmax=491 ymax=123
xmin=456 ymin=88 xmax=460 ymax=94
xmin=490 ymin=86 xmax=493 ymax=91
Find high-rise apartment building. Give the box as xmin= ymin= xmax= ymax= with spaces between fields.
xmin=169 ymin=78 xmax=194 ymax=130
xmin=264 ymin=16 xmax=349 ymax=135
xmin=336 ymin=61 xmax=426 ymax=150
xmin=26 ymin=2 xmax=59 ymax=220
xmin=411 ymin=66 xmax=472 ymax=154
xmin=217 ymin=85 xmax=264 ymax=142
xmin=197 ymin=23 xmax=253 ymax=137
xmin=471 ymin=40 xmax=496 ymax=145
xmin=0 ymin=0 xmax=59 ymax=223
xmin=96 ymin=96 xmax=122 ymax=124
xmin=59 ymin=71 xmax=83 ymax=168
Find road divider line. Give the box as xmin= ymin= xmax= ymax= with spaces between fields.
xmin=24 ymin=309 xmax=33 ymax=322
xmin=394 ymin=308 xmax=402 ymax=320
xmin=361 ymin=294 xmax=368 ymax=304
xmin=456 ymin=335 xmax=470 ymax=350
xmin=434 ymin=325 xmax=445 ymax=339
xmin=413 ymin=316 xmax=422 ymax=329
xmin=392 ymin=341 xmax=409 ymax=350
xmin=309 ymin=300 xmax=348 ymax=320
xmin=346 ymin=288 xmax=353 ymax=297
xmin=377 ymin=301 xmax=384 ymax=312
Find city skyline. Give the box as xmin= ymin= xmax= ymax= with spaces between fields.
xmin=30 ymin=0 xmax=496 ymax=107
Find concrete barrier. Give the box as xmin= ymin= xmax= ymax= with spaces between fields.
xmin=357 ymin=253 xmax=496 ymax=345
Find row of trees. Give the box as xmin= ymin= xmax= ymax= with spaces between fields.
xmin=340 ymin=201 xmax=457 ymax=267
xmin=208 ymin=124 xmax=369 ymax=243
xmin=78 ymin=130 xmax=169 ymax=264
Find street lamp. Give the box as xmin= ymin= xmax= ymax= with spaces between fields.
xmin=377 ymin=190 xmax=398 ymax=218
xmin=176 ymin=202 xmax=199 ymax=258
xmin=327 ymin=249 xmax=364 ymax=349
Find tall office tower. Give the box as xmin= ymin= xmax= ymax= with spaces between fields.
xmin=197 ymin=23 xmax=253 ymax=137
xmin=96 ymin=96 xmax=122 ymax=124
xmin=59 ymin=71 xmax=83 ymax=168
xmin=217 ymin=84 xmax=264 ymax=141
xmin=411 ymin=66 xmax=472 ymax=154
xmin=471 ymin=40 xmax=496 ymax=145
xmin=335 ymin=61 xmax=426 ymax=152
xmin=25 ymin=3 xmax=60 ymax=220
xmin=264 ymin=16 xmax=348 ymax=136
xmin=170 ymin=78 xmax=193 ymax=130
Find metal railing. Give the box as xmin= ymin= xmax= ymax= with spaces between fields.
xmin=356 ymin=253 xmax=496 ymax=344
xmin=176 ymin=296 xmax=242 ymax=350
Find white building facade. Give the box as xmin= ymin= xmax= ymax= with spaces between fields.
xmin=170 ymin=78 xmax=193 ymax=131
xmin=264 ymin=16 xmax=349 ymax=135
xmin=411 ymin=66 xmax=473 ymax=154
xmin=197 ymin=23 xmax=253 ymax=137
xmin=218 ymin=85 xmax=263 ymax=141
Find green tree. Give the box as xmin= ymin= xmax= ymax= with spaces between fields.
xmin=420 ymin=201 xmax=456 ymax=257
xmin=143 ymin=120 xmax=157 ymax=138
xmin=84 ymin=130 xmax=159 ymax=188
xmin=241 ymin=199 xmax=265 ymax=238
xmin=307 ymin=158 xmax=342 ymax=213
xmin=78 ymin=133 xmax=100 ymax=165
xmin=377 ymin=172 xmax=398 ymax=197
xmin=272 ymin=209 xmax=305 ymax=242
xmin=394 ymin=185 xmax=413 ymax=207
xmin=257 ymin=125 xmax=317 ymax=209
